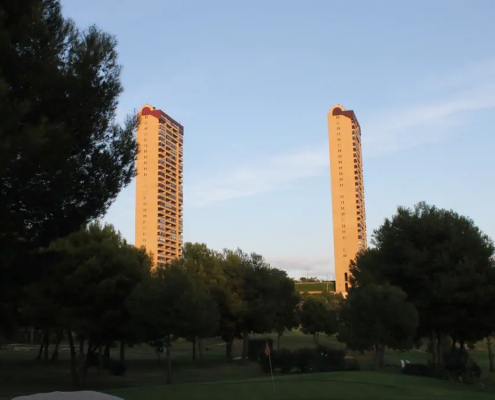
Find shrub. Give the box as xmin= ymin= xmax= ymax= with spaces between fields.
xmin=259 ymin=353 xmax=272 ymax=373
xmin=401 ymin=362 xmax=448 ymax=379
xmin=274 ymin=348 xmax=294 ymax=374
xmin=108 ymin=359 xmax=127 ymax=376
xmin=444 ymin=349 xmax=482 ymax=384
xmin=314 ymin=345 xmax=346 ymax=372
xmin=259 ymin=348 xmax=293 ymax=374
xmin=86 ymin=351 xmax=99 ymax=367
xmin=402 ymin=351 xmax=482 ymax=385
xmin=402 ymin=363 xmax=430 ymax=377
xmin=149 ymin=340 xmax=165 ymax=355
xmin=261 ymin=346 xmax=356 ymax=375
xmin=294 ymin=347 xmax=314 ymax=373
xmin=427 ymin=337 xmax=452 ymax=355
xmin=344 ymin=358 xmax=360 ymax=371
xmin=294 ymin=346 xmax=349 ymax=373
xmin=248 ymin=338 xmax=273 ymax=361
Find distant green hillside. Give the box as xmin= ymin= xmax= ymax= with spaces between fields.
xmin=295 ymin=281 xmax=335 ymax=293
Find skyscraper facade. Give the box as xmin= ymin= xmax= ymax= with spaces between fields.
xmin=327 ymin=104 xmax=367 ymax=293
xmin=135 ymin=104 xmax=183 ymax=268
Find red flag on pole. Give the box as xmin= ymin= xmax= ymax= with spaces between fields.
xmin=264 ymin=342 xmax=271 ymax=356
xmin=265 ymin=341 xmax=275 ymax=394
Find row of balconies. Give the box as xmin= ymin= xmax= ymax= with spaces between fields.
xmin=157 ymin=224 xmax=177 ymax=233
xmin=157 ymin=231 xmax=180 ymax=240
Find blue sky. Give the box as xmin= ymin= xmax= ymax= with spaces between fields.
xmin=61 ymin=0 xmax=495 ymax=279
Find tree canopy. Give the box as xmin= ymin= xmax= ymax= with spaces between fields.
xmin=338 ymin=283 xmax=418 ymax=369
xmin=0 ymin=0 xmax=138 ymax=336
xmin=298 ymin=296 xmax=338 ymax=345
xmin=349 ymin=201 xmax=495 ymax=364
xmin=0 ymin=0 xmax=137 ymax=259
xmin=21 ymin=222 xmax=151 ymax=385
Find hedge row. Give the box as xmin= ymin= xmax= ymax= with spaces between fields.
xmin=258 ymin=345 xmax=359 ymax=374
xmin=402 ymin=349 xmax=482 ymax=384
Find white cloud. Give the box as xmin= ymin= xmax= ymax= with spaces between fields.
xmin=187 ymin=145 xmax=329 ymax=206
xmin=267 ymin=256 xmax=335 ymax=280
xmin=363 ymin=81 xmax=495 ymax=157
xmin=421 ymin=58 xmax=495 ymax=92
xmin=187 ymin=59 xmax=495 ymax=207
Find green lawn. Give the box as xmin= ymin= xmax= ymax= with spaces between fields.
xmin=295 ymin=281 xmax=335 ymax=292
xmin=110 ymin=372 xmax=493 ymax=400
xmin=1 ymin=332 xmax=494 ymax=400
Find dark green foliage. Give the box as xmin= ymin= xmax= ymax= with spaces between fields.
xmin=298 ymin=296 xmax=338 ymax=345
xmin=0 ymin=0 xmax=138 ymax=337
xmin=402 ymin=363 xmax=431 ymax=377
xmin=260 ymin=348 xmax=295 ymax=374
xmin=402 ymin=362 xmax=449 ymax=380
xmin=260 ymin=346 xmax=351 ymax=375
xmin=107 ymin=359 xmax=127 ymax=376
xmin=19 ymin=222 xmax=150 ymax=386
xmin=444 ymin=349 xmax=482 ymax=383
xmin=294 ymin=348 xmax=314 ymax=373
xmin=402 ymin=350 xmax=482 ymax=384
xmin=0 ymin=0 xmax=137 ymax=249
xmin=313 ymin=345 xmax=347 ymax=372
xmin=218 ymin=250 xmax=298 ymax=362
xmin=248 ymin=338 xmax=273 ymax=361
xmin=349 ymin=202 xmax=495 ymax=365
xmin=259 ymin=354 xmax=272 ymax=374
xmin=426 ymin=336 xmax=452 ymax=355
xmin=344 ymin=358 xmax=361 ymax=371
xmin=338 ymin=284 xmax=418 ymax=369
xmin=172 ymin=243 xmax=222 ymax=364
xmin=149 ymin=340 xmax=165 ymax=356
xmin=274 ymin=349 xmax=295 ymax=373
xmin=37 ymin=223 xmax=149 ymax=340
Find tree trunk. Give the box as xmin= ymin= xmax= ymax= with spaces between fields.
xmin=241 ymin=331 xmax=249 ymax=363
xmin=78 ymin=337 xmax=86 ymax=387
xmin=487 ymin=336 xmax=494 ymax=373
xmin=103 ymin=343 xmax=110 ymax=360
xmin=313 ymin=333 xmax=319 ymax=346
xmin=43 ymin=330 xmax=50 ymax=362
xmin=35 ymin=340 xmax=44 ymax=361
xmin=373 ymin=345 xmax=385 ymax=369
xmin=226 ymin=339 xmax=233 ymax=361
xmin=67 ymin=330 xmax=78 ymax=386
xmin=192 ymin=337 xmax=196 ymax=361
xmin=380 ymin=346 xmax=385 ymax=368
xmin=119 ymin=341 xmax=125 ymax=362
xmin=431 ymin=332 xmax=438 ymax=364
xmin=97 ymin=344 xmax=103 ymax=375
xmin=437 ymin=334 xmax=444 ymax=366
xmin=277 ymin=332 xmax=282 ymax=351
xmin=50 ymin=330 xmax=63 ymax=362
xmin=165 ymin=341 xmax=172 ymax=385
xmin=84 ymin=341 xmax=95 ymax=373
xmin=198 ymin=337 xmax=205 ymax=366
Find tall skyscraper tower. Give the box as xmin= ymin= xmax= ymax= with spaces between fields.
xmin=135 ymin=104 xmax=183 ymax=268
xmin=327 ymin=104 xmax=367 ymax=293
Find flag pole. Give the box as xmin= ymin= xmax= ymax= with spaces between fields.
xmin=265 ymin=342 xmax=275 ymax=395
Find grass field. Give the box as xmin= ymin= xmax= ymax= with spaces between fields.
xmin=295 ymin=281 xmax=335 ymax=292
xmin=1 ymin=332 xmax=494 ymax=400
xmin=110 ymin=372 xmax=493 ymax=400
